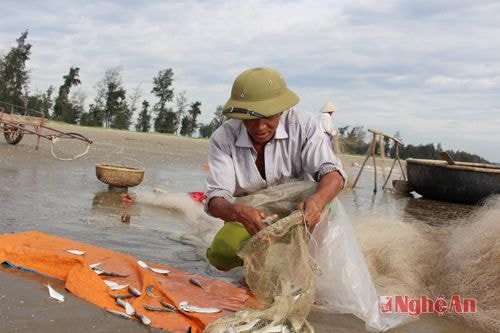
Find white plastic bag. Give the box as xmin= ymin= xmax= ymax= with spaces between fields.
xmin=239 ymin=181 xmax=414 ymax=331
xmin=311 ymin=198 xmax=415 ymax=331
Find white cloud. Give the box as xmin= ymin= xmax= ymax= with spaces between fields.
xmin=424 ymin=75 xmax=498 ymax=89
xmin=0 ymin=0 xmax=499 ymax=161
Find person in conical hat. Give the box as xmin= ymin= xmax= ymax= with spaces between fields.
xmin=204 ymin=67 xmax=347 ymax=271
xmin=320 ymin=101 xmax=339 ymax=145
xmin=320 ymin=101 xmax=339 ymax=114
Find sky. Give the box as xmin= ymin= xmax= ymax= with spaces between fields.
xmin=0 ymin=0 xmax=499 ymax=162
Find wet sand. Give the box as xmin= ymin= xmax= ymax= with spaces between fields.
xmin=0 ymin=122 xmax=489 ymax=333
xmin=0 ymin=269 xmax=163 ymax=333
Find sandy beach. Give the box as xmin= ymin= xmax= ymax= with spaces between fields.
xmin=0 ymin=122 xmax=494 ymax=333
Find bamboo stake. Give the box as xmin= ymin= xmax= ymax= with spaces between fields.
xmin=353 ymin=129 xmax=406 ymax=192
xmin=371 ymin=134 xmax=378 ymax=193
xmin=352 ymin=132 xmax=378 ymax=192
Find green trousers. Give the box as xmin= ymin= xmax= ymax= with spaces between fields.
xmin=207 ymin=222 xmax=251 ymax=271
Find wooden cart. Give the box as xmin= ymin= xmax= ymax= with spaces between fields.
xmin=0 ymin=101 xmax=92 ymax=158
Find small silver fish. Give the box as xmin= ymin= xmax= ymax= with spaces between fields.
xmin=253 ymin=324 xmax=290 ymax=333
xmin=143 ymin=305 xmax=175 ymax=312
xmin=189 ymin=278 xmax=204 ymax=289
xmin=106 ymin=309 xmax=131 ymax=319
xmin=137 ymin=260 xmax=149 ymax=269
xmin=231 ymin=318 xmax=261 ymax=332
xmin=66 ymin=249 xmax=85 ymax=255
xmin=111 ymin=293 xmax=133 ymax=299
xmin=178 ymin=301 xmax=220 ymax=313
xmin=89 ymin=262 xmax=101 ymax=269
xmin=104 ymin=280 xmax=120 ymax=288
xmin=128 ymin=285 xmax=142 ymax=297
xmin=116 ymin=297 xmax=136 ymax=316
xmin=110 ymin=284 xmax=129 ymax=291
xmin=95 ymin=268 xmax=128 ymax=277
xmin=100 ymin=271 xmax=129 ymax=278
xmin=136 ymin=313 xmax=151 ymax=326
xmin=150 ymin=267 xmax=170 ymax=275
xmin=291 ymin=287 xmax=303 ymax=297
xmin=104 ymin=279 xmax=129 ymax=291
xmin=159 ymin=301 xmax=178 ymax=312
xmin=47 ymin=284 xmax=65 ymax=302
xmin=145 ymin=285 xmax=161 ymax=298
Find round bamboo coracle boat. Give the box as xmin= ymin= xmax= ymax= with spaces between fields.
xmin=406 ymin=158 xmax=500 ymax=205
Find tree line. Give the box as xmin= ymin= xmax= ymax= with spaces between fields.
xmin=0 ymin=31 xmax=490 ymax=163
xmin=0 ymin=31 xmax=222 ymax=137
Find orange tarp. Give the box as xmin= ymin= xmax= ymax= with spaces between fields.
xmin=0 ymin=230 xmax=251 ymax=332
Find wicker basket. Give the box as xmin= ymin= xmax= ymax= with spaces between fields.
xmin=95 ymin=163 xmax=144 ymax=188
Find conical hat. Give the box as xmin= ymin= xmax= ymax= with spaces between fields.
xmin=320 ymin=101 xmax=339 ymax=113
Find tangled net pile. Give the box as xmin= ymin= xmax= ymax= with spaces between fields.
xmin=205 ymin=209 xmax=316 ymax=333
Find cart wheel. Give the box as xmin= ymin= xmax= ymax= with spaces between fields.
xmin=4 ymin=123 xmax=24 ymax=145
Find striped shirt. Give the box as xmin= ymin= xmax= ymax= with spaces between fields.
xmin=205 ymin=109 xmax=346 ymax=207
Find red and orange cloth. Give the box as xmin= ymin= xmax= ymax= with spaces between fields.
xmin=0 ymin=230 xmax=251 ymax=332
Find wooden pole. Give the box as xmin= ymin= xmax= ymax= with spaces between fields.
xmin=354 ymin=129 xmax=406 ymax=192
xmin=379 ymin=133 xmax=386 ymax=182
xmin=382 ymin=152 xmax=397 ymax=189
xmin=371 ymin=133 xmax=377 ymax=193
xmin=351 ymin=151 xmax=371 ymax=189
xmin=352 ymin=132 xmax=378 ymax=191
xmin=396 ymin=144 xmax=407 ymax=181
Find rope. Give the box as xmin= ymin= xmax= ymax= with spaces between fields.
xmin=302 ymin=211 xmax=322 ymax=275
xmin=50 ymin=135 xmax=91 ymax=161
xmin=90 ymin=142 xmax=145 ymax=168
xmin=119 ymin=156 xmax=145 ymax=167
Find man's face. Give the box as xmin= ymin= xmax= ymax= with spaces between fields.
xmin=242 ymin=113 xmax=282 ymax=144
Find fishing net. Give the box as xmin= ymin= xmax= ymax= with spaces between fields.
xmin=205 ymin=184 xmax=319 ymax=333
xmin=433 ymin=196 xmax=500 ymax=333
xmin=205 ymin=181 xmax=415 ymax=332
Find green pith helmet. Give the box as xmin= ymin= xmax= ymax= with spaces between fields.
xmin=223 ymin=67 xmax=299 ymax=119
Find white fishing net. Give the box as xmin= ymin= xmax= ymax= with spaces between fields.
xmin=205 ymin=181 xmax=413 ymax=332
xmin=205 ymin=206 xmax=316 ymax=333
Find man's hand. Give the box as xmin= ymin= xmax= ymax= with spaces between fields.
xmin=232 ymin=203 xmax=267 ymax=235
xmin=298 ymin=171 xmax=344 ymax=228
xmin=207 ymin=197 xmax=267 ymax=236
xmin=297 ymin=197 xmax=324 ymax=228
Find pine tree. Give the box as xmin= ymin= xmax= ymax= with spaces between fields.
xmin=80 ymin=103 xmax=103 ymax=127
xmin=174 ymin=91 xmax=188 ymax=134
xmin=151 ymin=68 xmax=176 ymax=133
xmin=0 ymin=30 xmax=32 ymax=108
xmin=53 ymin=67 xmax=81 ymax=122
xmin=92 ymin=67 xmax=131 ymax=129
xmin=135 ymin=100 xmax=151 ymax=132
xmin=180 ymin=101 xmax=202 ymax=136
xmin=199 ymin=105 xmax=225 ymax=138
xmin=179 ymin=115 xmax=191 ymax=136
xmin=154 ymin=108 xmax=177 ymax=133
xmin=26 ymin=86 xmax=54 ymax=117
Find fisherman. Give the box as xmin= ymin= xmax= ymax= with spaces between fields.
xmin=205 ymin=67 xmax=346 ymax=271
xmin=320 ymin=101 xmax=341 ymax=154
